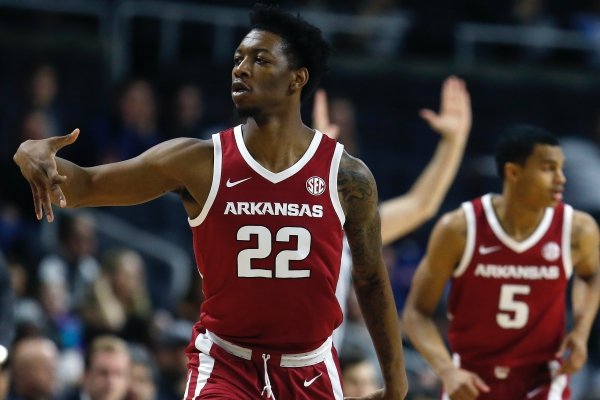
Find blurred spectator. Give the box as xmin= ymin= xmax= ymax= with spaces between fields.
xmin=153 ymin=320 xmax=191 ymax=400
xmin=38 ymin=212 xmax=100 ymax=311
xmin=561 ymin=114 xmax=600 ymax=219
xmin=8 ymin=336 xmax=59 ymax=400
xmin=167 ymin=84 xmax=210 ymax=139
xmin=38 ymin=279 xmax=83 ymax=351
xmin=339 ymin=348 xmax=379 ymax=397
xmin=128 ymin=345 xmax=157 ymax=400
xmin=101 ymin=80 xmax=161 ymax=162
xmin=338 ymin=286 xmax=378 ymax=369
xmin=62 ymin=335 xmax=130 ymax=400
xmin=1 ymin=64 xmax=67 ymax=161
xmin=329 ymin=96 xmax=361 ymax=156
xmin=81 ymin=248 xmax=152 ymax=346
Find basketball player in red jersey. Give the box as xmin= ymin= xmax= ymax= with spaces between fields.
xmin=403 ymin=125 xmax=600 ymax=400
xmin=13 ymin=4 xmax=407 ymax=400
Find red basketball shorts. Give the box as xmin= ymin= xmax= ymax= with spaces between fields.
xmin=184 ymin=330 xmax=344 ymax=399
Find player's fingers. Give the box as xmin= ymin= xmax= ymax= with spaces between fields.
xmin=312 ymin=90 xmax=329 ymax=127
xmin=50 ymin=128 xmax=80 ymax=152
xmin=324 ymin=125 xmax=340 ymax=140
xmin=557 ymin=358 xmax=575 ymax=375
xmin=419 ymin=108 xmax=438 ymax=126
xmin=451 ymin=385 xmax=478 ymax=400
xmin=29 ymin=182 xmax=43 ymax=221
xmin=473 ymin=373 xmax=490 ymax=393
xmin=442 ymin=76 xmax=462 ymax=113
xmin=555 ymin=337 xmax=569 ymax=358
xmin=47 ymin=167 xmax=67 ymax=183
xmin=49 ymin=183 xmax=67 ymax=208
xmin=40 ymin=185 xmax=55 ymax=222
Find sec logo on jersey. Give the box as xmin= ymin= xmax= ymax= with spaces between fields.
xmin=306 ymin=176 xmax=326 ymax=196
xmin=542 ymin=242 xmax=560 ymax=261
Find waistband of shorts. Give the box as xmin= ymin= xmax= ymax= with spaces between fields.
xmin=453 ymin=353 xmax=560 ymax=378
xmin=205 ymin=330 xmax=332 ymax=367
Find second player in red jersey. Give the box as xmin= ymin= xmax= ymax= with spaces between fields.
xmin=403 ymin=125 xmax=600 ymax=400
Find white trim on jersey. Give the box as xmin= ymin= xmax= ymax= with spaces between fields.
xmin=333 ymin=237 xmax=351 ymax=350
xmin=482 ymin=194 xmax=554 ymax=253
xmin=454 ymin=202 xmax=476 ymax=278
xmin=547 ymin=374 xmax=568 ymax=400
xmin=561 ymin=205 xmax=573 ymax=279
xmin=188 ymin=134 xmax=222 ymax=227
xmin=324 ymin=350 xmax=344 ymax=400
xmin=233 ymin=125 xmax=323 ymax=184
xmin=329 ymin=142 xmax=346 ymax=227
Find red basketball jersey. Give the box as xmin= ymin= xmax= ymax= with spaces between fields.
xmin=448 ymin=194 xmax=573 ymax=367
xmin=188 ymin=126 xmax=345 ymax=353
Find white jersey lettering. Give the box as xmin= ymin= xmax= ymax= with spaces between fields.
xmin=474 ymin=263 xmax=560 ymax=280
xmin=224 ymin=202 xmax=324 ymax=218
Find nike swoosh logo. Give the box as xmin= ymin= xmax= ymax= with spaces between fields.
xmin=479 ymin=245 xmax=502 ymax=255
xmin=303 ymin=372 xmax=323 ymax=387
xmin=226 ymin=177 xmax=252 ymax=187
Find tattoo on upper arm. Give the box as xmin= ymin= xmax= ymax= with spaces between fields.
xmin=338 ymin=153 xmax=380 ymax=268
xmin=338 ymin=166 xmax=373 ymax=206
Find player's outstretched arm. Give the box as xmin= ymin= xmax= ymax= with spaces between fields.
xmin=379 ymin=76 xmax=471 ymax=244
xmin=557 ymin=211 xmax=600 ymax=375
xmin=13 ymin=129 xmax=213 ymax=222
xmin=338 ymin=152 xmax=407 ymax=400
xmin=402 ymin=209 xmax=489 ymax=400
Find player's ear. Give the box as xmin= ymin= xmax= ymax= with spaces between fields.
xmin=290 ymin=67 xmax=308 ymax=92
xmin=504 ymin=162 xmax=521 ymax=182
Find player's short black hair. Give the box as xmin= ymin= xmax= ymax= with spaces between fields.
xmin=495 ymin=124 xmax=560 ymax=179
xmin=250 ymin=3 xmax=331 ymax=103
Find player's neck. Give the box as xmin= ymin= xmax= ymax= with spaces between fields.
xmin=241 ymin=115 xmax=314 ymax=173
xmin=492 ymin=194 xmax=547 ymax=241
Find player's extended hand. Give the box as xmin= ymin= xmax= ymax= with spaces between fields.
xmin=555 ymin=330 xmax=588 ymax=375
xmin=419 ymin=76 xmax=471 ymax=142
xmin=440 ymin=366 xmax=490 ymax=400
xmin=312 ymin=89 xmax=340 ymax=139
xmin=13 ymin=128 xmax=80 ymax=222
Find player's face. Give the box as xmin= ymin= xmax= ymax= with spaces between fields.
xmin=231 ymin=29 xmax=296 ymax=118
xmin=514 ymin=144 xmax=566 ymax=208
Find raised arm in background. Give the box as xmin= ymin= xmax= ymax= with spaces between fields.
xmin=313 ymin=76 xmax=471 ymax=245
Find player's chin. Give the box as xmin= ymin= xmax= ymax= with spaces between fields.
xmin=546 ymin=197 xmax=561 ymax=208
xmin=235 ymin=105 xmax=261 ymax=119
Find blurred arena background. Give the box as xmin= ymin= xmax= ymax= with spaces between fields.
xmin=1 ymin=0 xmax=600 ymax=399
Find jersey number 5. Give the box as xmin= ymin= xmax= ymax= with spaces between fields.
xmin=237 ymin=225 xmax=311 ymax=278
xmin=497 ymin=284 xmax=530 ymax=329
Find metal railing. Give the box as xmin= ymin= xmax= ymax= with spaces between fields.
xmin=0 ymin=0 xmax=412 ymax=80
xmin=455 ymin=22 xmax=599 ymax=66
